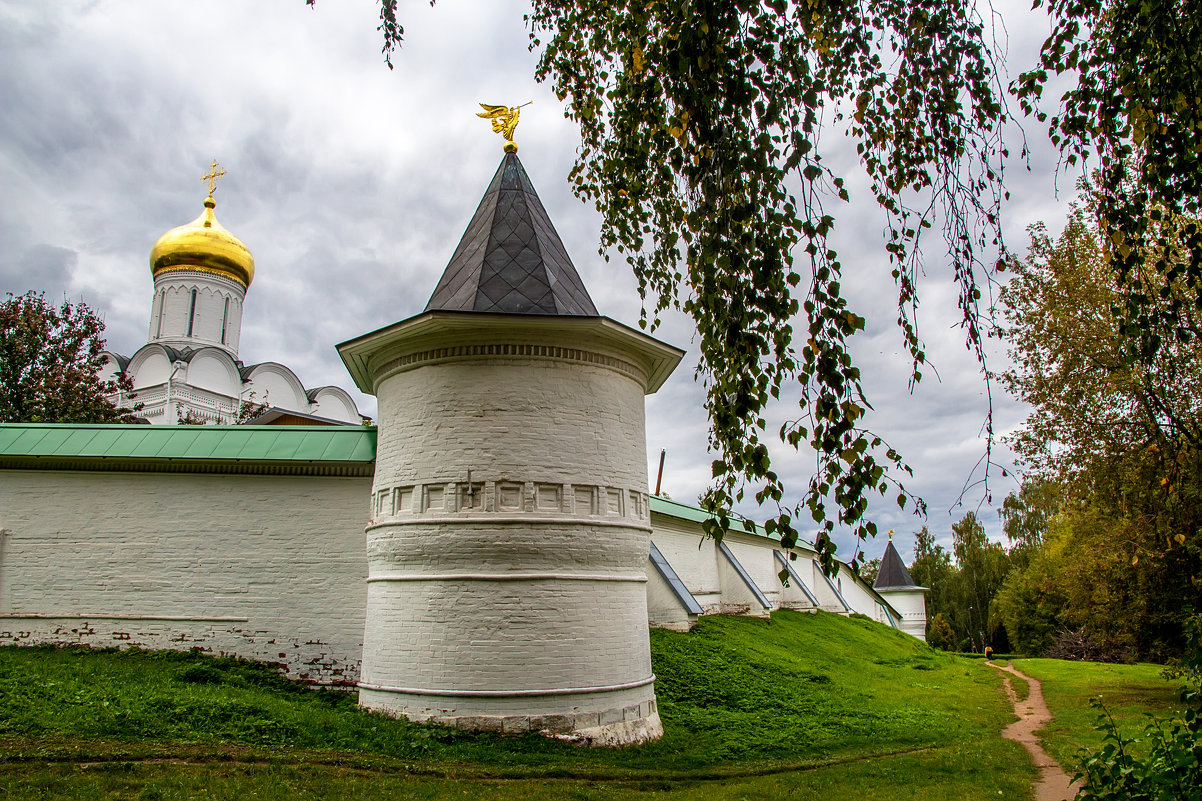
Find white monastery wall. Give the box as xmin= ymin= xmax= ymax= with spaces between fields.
xmin=649 ymin=517 xmax=724 ymax=611
xmin=645 ymin=570 xmax=695 ymax=631
xmin=833 ymin=564 xmax=895 ymax=627
xmin=722 ymin=536 xmax=778 ymax=615
xmin=0 ymin=451 xmax=919 ymax=689
xmin=806 ymin=558 xmax=850 ymax=612
xmin=642 ymin=511 xmax=915 ymax=636
xmin=0 ymin=470 xmax=370 ymax=684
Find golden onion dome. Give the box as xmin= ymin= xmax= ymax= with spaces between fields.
xmin=149 ymin=195 xmax=255 ymax=289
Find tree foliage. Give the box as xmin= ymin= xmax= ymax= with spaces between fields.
xmin=910 ymin=517 xmax=1014 ymax=651
xmin=997 ymin=210 xmax=1201 ymax=660
xmin=1000 ymin=477 xmax=1061 ymax=571
xmin=994 ymin=543 xmax=1066 ymax=656
xmin=909 ymin=525 xmax=954 ymax=638
xmin=855 ymin=557 xmax=881 ymax=585
xmin=1015 ymin=0 xmax=1202 ymax=421
xmin=0 ymin=291 xmax=136 ymax=424
xmin=997 ymin=476 xmax=1200 ymax=661
xmin=356 ymin=0 xmax=1012 ymax=569
xmin=926 ymin=612 xmax=956 ymax=652
xmin=947 ymin=512 xmax=1012 ymax=652
xmin=1001 ymin=205 xmax=1202 ymax=483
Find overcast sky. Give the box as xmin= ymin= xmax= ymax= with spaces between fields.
xmin=0 ymin=0 xmax=1080 ymax=563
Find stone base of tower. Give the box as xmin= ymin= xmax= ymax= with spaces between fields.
xmin=358 ymin=686 xmax=663 ymax=745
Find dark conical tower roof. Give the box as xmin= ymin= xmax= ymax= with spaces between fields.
xmin=874 ymin=539 xmax=918 ymax=589
xmin=425 ymin=153 xmax=599 ymax=315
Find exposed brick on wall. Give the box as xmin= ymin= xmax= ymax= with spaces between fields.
xmin=0 ymin=470 xmax=370 ymax=684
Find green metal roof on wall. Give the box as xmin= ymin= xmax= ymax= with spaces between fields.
xmin=0 ymin=424 xmax=376 ymax=475
xmin=648 ymin=494 xmax=761 ymax=535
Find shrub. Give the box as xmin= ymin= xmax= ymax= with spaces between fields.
xmin=1075 ymin=614 xmax=1202 ymax=799
xmin=1074 ymin=695 xmax=1200 ymax=800
xmin=927 ymin=613 xmax=956 ymax=651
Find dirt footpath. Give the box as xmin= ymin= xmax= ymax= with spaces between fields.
xmin=988 ymin=662 xmax=1082 ymax=801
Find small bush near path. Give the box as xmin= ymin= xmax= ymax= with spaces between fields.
xmin=1073 ymin=613 xmax=1202 ymax=800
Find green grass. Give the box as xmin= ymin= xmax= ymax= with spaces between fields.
xmin=1012 ymin=657 xmax=1183 ymax=769
xmin=0 ymin=611 xmax=1053 ymax=798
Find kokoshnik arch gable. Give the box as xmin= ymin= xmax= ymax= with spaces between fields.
xmin=0 ymin=138 xmax=926 ymax=744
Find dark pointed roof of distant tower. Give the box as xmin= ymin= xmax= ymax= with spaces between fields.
xmin=424 ymin=153 xmax=599 ymax=315
xmin=874 ymin=539 xmax=919 ymax=589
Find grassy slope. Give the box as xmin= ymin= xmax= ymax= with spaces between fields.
xmin=1 ymin=611 xmax=1033 ymax=799
xmin=1013 ymin=657 xmax=1183 ymax=770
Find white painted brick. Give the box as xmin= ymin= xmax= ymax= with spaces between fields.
xmin=0 ymin=471 xmax=369 ymax=684
xmin=361 ymin=347 xmax=661 ymax=742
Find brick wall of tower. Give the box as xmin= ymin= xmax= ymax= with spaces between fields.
xmin=360 ymin=353 xmax=662 ymax=743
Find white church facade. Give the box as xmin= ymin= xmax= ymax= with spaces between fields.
xmin=0 ymin=147 xmax=925 ymax=744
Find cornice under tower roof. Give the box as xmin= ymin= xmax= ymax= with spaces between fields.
xmin=424 ymin=153 xmax=599 ymax=316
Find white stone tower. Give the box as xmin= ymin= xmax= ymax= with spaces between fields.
xmin=873 ymin=534 xmax=929 ymax=640
xmin=339 ymin=151 xmax=682 ymax=744
xmin=146 ymin=163 xmax=253 ymax=358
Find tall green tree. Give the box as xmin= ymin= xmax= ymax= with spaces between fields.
xmin=994 ymin=546 xmax=1066 ymax=656
xmin=946 ymin=512 xmax=1012 ymax=652
xmin=0 ymin=291 xmax=136 ymax=424
xmin=1001 ymin=209 xmax=1201 ymax=658
xmin=999 ymin=478 xmax=1062 ymax=571
xmin=1016 ymin=0 xmax=1202 ymax=419
xmin=909 ymin=525 xmax=954 ymax=640
xmin=1002 ymin=205 xmax=1202 ymax=483
xmin=926 ymin=612 xmax=957 ymax=651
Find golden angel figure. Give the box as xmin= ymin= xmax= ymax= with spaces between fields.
xmin=477 ymin=103 xmax=528 ymax=151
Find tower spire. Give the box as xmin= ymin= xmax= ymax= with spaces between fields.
xmin=425 ymin=150 xmax=598 ymax=316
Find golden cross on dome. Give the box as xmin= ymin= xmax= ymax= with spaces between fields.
xmin=202 ymin=160 xmax=227 ymax=198
xmin=477 ymin=101 xmax=532 ymax=153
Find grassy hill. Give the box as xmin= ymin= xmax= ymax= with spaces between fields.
xmin=0 ymin=610 xmax=1172 ymax=799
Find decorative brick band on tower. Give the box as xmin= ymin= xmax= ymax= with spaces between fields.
xmin=338 ymin=152 xmax=682 ymax=744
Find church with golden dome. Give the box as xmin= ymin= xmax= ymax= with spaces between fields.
xmin=100 ymin=163 xmax=364 ymax=425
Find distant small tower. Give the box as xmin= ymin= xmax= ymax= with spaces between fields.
xmin=339 ymin=119 xmax=682 ymax=744
xmin=147 ymin=161 xmax=253 ymax=357
xmin=873 ymin=533 xmax=928 ymax=640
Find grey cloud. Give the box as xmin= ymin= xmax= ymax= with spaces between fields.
xmin=0 ymin=243 xmax=78 ymax=297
